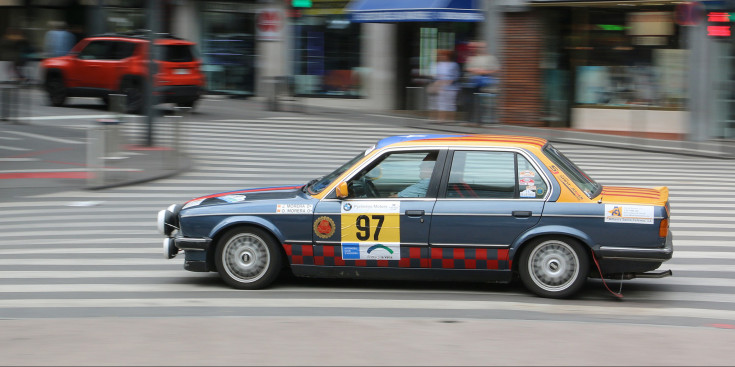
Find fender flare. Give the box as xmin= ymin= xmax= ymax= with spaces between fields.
xmin=44 ymin=68 xmax=65 ymax=84
xmin=510 ymin=225 xmax=595 ymax=262
xmin=209 ymin=215 xmax=286 ymax=246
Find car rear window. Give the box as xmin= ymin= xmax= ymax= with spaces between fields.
xmin=542 ymin=143 xmax=601 ymax=198
xmin=157 ymin=45 xmax=195 ymax=62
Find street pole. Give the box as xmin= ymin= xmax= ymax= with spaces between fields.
xmin=144 ymin=0 xmax=160 ymax=147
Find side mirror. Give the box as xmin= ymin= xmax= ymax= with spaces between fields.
xmin=335 ymin=181 xmax=349 ymax=199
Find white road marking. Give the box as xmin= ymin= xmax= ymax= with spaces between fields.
xmin=5 ymin=130 xmax=85 ymax=144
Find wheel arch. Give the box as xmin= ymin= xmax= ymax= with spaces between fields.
xmin=119 ymin=74 xmax=144 ymax=90
xmin=44 ymin=68 xmax=65 ymax=84
xmin=206 ymin=216 xmax=288 ymax=270
xmin=510 ymin=226 xmax=595 ymax=273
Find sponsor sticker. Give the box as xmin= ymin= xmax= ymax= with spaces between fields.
xmin=276 ymin=204 xmax=313 ymax=214
xmin=519 ymin=170 xmax=535 ymax=178
xmin=605 ymin=204 xmax=654 ymax=224
xmin=520 ymin=189 xmax=536 ymax=198
xmin=519 ymin=178 xmax=535 ymax=186
xmin=341 ymin=201 xmax=401 ymax=260
xmin=314 ymin=216 xmax=336 ymax=239
xmin=341 ymin=242 xmax=401 ymax=260
xmin=219 ymin=194 xmax=247 ymax=203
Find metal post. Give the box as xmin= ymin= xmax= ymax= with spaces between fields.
xmin=144 ymin=0 xmax=161 ymax=147
xmin=87 ymin=125 xmax=105 ymax=187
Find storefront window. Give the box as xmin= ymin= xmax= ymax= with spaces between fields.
xmin=291 ymin=13 xmax=362 ymax=97
xmin=200 ymin=9 xmax=255 ymax=95
xmin=567 ymin=8 xmax=687 ymax=109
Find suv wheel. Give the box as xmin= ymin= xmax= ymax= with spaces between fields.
xmin=46 ymin=75 xmax=67 ymax=107
xmin=121 ymin=79 xmax=142 ymax=114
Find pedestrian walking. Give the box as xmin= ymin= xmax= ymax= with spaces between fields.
xmin=463 ymin=41 xmax=499 ymax=124
xmin=427 ymin=49 xmax=460 ymax=123
xmin=43 ymin=21 xmax=76 ymax=58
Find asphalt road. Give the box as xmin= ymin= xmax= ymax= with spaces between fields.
xmin=1 ymin=87 xmax=735 ymax=366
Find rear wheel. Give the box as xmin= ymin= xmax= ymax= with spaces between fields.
xmin=46 ymin=75 xmax=67 ymax=107
xmin=215 ymin=227 xmax=282 ymax=290
xmin=519 ymin=237 xmax=589 ymax=298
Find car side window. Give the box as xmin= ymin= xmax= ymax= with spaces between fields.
xmin=447 ymin=151 xmax=516 ymax=199
xmin=517 ymin=154 xmax=548 ymax=199
xmin=348 ymin=151 xmax=439 ymax=199
xmin=112 ymin=41 xmax=137 ymax=60
xmin=78 ymin=41 xmax=113 ymax=60
xmin=446 ymin=151 xmax=547 ymax=199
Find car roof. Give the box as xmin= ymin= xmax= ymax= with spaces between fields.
xmin=375 ymin=134 xmax=549 ymax=150
xmin=87 ymin=33 xmax=195 ymax=45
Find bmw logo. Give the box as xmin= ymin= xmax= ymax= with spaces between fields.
xmin=343 ymin=203 xmax=352 ymax=211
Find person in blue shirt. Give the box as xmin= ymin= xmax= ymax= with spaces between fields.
xmin=397 ymin=157 xmax=436 ymax=198
xmin=43 ymin=21 xmax=76 ymax=58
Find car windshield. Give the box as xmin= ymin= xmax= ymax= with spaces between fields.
xmin=306 ymin=148 xmax=372 ymax=195
xmin=542 ymin=143 xmax=601 ymax=199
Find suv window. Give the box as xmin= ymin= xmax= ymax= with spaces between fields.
xmin=78 ymin=41 xmax=113 ymax=60
xmin=113 ymin=41 xmax=137 ymax=59
xmin=157 ymin=45 xmax=195 ymax=62
xmin=446 ymin=151 xmax=547 ymax=199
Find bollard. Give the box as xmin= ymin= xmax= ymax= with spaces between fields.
xmin=87 ymin=125 xmax=105 ymax=187
xmin=1 ymin=85 xmax=18 ymax=122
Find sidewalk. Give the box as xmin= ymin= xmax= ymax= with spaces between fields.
xmin=295 ymin=97 xmax=735 ymax=159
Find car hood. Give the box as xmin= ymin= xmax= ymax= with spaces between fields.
xmin=599 ymin=186 xmax=669 ymax=206
xmin=182 ymin=185 xmax=304 ymax=209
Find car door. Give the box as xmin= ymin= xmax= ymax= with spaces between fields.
xmin=68 ymin=40 xmax=113 ymax=88
xmin=312 ymin=149 xmax=446 ymax=268
xmin=429 ymin=149 xmax=549 ymax=270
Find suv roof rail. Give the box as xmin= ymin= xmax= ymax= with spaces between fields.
xmin=92 ymin=30 xmax=183 ymax=40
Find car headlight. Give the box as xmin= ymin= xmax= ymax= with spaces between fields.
xmin=157 ymin=203 xmax=182 ymax=236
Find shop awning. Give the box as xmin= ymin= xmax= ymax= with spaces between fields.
xmin=345 ymin=0 xmax=484 ymax=23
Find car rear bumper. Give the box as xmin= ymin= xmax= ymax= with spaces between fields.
xmin=156 ymin=85 xmax=203 ymax=103
xmin=593 ymin=231 xmax=674 ymax=262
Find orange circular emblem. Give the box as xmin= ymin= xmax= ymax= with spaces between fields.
xmin=314 ymin=216 xmax=336 ymax=239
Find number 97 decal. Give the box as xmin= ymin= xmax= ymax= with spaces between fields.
xmin=341 ymin=201 xmax=400 ymax=260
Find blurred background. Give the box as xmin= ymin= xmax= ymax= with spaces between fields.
xmin=0 ymin=0 xmax=733 ymax=140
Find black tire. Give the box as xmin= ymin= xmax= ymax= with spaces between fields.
xmin=120 ymin=79 xmax=142 ymax=114
xmin=46 ymin=75 xmax=67 ymax=107
xmin=215 ymin=227 xmax=282 ymax=290
xmin=519 ymin=237 xmax=589 ymax=299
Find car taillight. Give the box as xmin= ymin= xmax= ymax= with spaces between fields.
xmin=659 ymin=218 xmax=669 ymax=238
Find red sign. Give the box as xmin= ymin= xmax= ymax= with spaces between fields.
xmin=257 ymin=9 xmax=283 ymax=41
xmin=707 ymin=11 xmax=732 ymax=37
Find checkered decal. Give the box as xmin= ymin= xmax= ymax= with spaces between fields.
xmin=283 ymin=244 xmax=509 ymax=270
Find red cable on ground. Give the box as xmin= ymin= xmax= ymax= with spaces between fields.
xmin=592 ymin=252 xmax=624 ymax=299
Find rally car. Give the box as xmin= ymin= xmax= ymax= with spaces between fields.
xmin=157 ymin=134 xmax=673 ymax=298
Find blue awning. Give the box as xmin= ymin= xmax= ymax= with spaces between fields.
xmin=345 ymin=0 xmax=484 ymax=23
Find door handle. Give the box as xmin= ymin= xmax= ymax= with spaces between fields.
xmin=405 ymin=210 xmax=425 ymax=217
xmin=512 ymin=211 xmax=532 ymax=218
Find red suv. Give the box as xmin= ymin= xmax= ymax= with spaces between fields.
xmin=41 ymin=33 xmax=205 ymax=113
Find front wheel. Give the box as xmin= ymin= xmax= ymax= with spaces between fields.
xmin=519 ymin=237 xmax=589 ymax=299
xmin=215 ymin=227 xmax=282 ymax=290
xmin=46 ymin=75 xmax=67 ymax=107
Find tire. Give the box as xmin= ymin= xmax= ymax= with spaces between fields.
xmin=120 ymin=79 xmax=142 ymax=114
xmin=215 ymin=227 xmax=282 ymax=290
xmin=46 ymin=75 xmax=67 ymax=107
xmin=519 ymin=237 xmax=589 ymax=299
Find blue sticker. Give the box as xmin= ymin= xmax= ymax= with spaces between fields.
xmin=341 ymin=243 xmax=360 ymax=260
xmin=537 ymin=188 xmax=544 ymax=195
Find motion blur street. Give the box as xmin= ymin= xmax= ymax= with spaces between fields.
xmin=1 ymin=87 xmax=735 ymax=365
xmin=3 ymin=0 xmax=735 ymax=365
